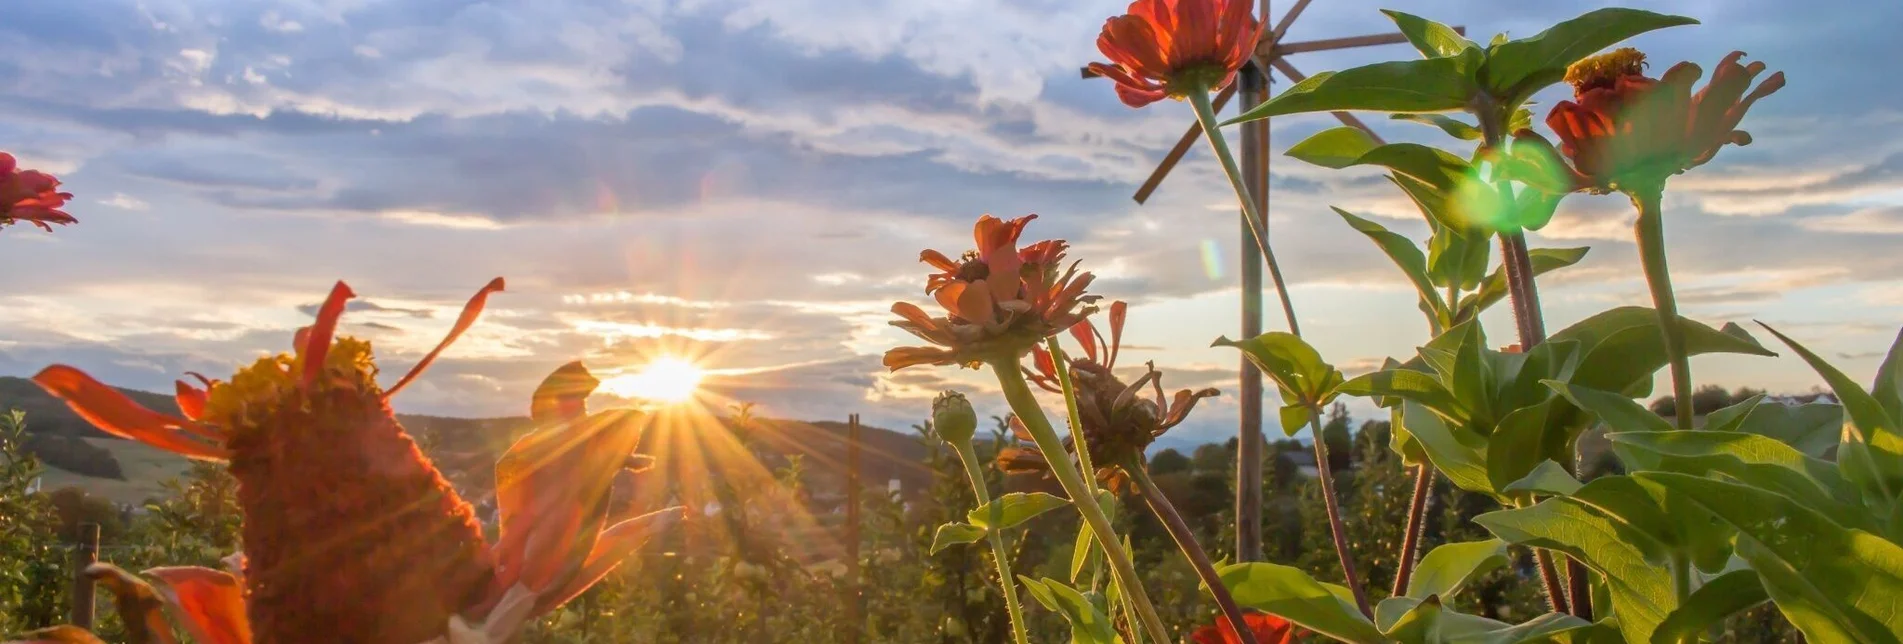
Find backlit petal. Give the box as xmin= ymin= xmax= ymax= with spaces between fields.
xmin=529 ymin=361 xmax=599 ymax=425
xmin=298 ymin=281 xmax=356 ymax=388
xmin=82 ymin=564 xmax=176 ymax=644
xmin=385 ymin=278 xmax=506 ymax=398
xmin=32 ymin=366 xmax=228 ymax=461
xmin=174 ymin=380 xmax=207 ymax=422
xmin=534 ymin=507 xmax=685 ymax=615
xmin=491 ymin=410 xmax=648 ymax=596
xmin=144 ymin=566 xmax=252 ymax=644
xmin=4 ymin=625 xmax=107 ymax=644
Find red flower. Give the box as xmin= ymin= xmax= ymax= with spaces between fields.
xmin=1533 ymin=48 xmax=1784 ymax=195
xmin=1190 ymin=610 xmax=1296 ymax=644
xmin=29 ymin=279 xmax=681 ymax=643
xmin=0 ymin=153 xmax=75 ymax=231
xmin=1087 ymin=0 xmax=1261 ymax=108
xmin=885 ymin=214 xmax=1098 ymax=371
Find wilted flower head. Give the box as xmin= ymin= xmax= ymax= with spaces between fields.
xmin=1190 ymin=611 xmax=1296 ymax=644
xmin=0 ymin=153 xmax=75 ymax=232
xmin=998 ymin=302 xmax=1218 ymax=491
xmin=1087 ymin=0 xmax=1262 ymax=107
xmin=885 ymin=214 xmax=1099 ymax=371
xmin=28 ymin=279 xmax=680 ymax=643
xmin=1517 ymin=48 xmax=1784 ymax=196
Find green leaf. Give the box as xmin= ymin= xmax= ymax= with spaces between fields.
xmin=1485 ymin=400 xmax=1573 ymax=495
xmin=1376 ymin=596 xmax=1593 ymax=643
xmin=1501 ymin=459 xmax=1583 ymax=498
xmin=1549 ymin=308 xmax=1775 ymax=396
xmin=1650 ymin=569 xmax=1768 ymax=644
xmin=930 ymin=522 xmax=986 ymax=555
xmin=1426 ymin=218 xmax=1492 ymax=290
xmin=1390 ymin=113 xmax=1481 ymax=141
xmin=1637 ymin=472 xmax=1903 ymax=643
xmin=1279 ymin=403 xmax=1313 ymax=437
xmin=1213 ymin=332 xmax=1345 ymax=410
xmin=1070 ymin=490 xmax=1115 ymax=583
xmin=1874 ymin=330 xmax=1903 ymax=424
xmin=1546 ymin=381 xmax=1674 ymax=434
xmin=1397 ymin=401 xmax=1493 ymax=496
xmin=1337 ymin=367 xmax=1466 ymax=420
xmin=1762 ymin=323 xmax=1903 ymax=508
xmin=1218 ymin=562 xmax=1385 ymax=644
xmin=1476 ymin=492 xmax=1675 ymax=643
xmin=1392 ymin=171 xmax=1504 ymax=238
xmin=1287 ymin=126 xmax=1379 ymax=168
xmin=1227 ymin=56 xmax=1475 ymax=125
xmin=1407 ymin=539 xmax=1510 ymax=600
xmin=1332 ymin=208 xmax=1446 ymax=322
xmin=1608 ymin=430 xmax=1869 ymax=532
xmin=1481 ymin=8 xmax=1699 ymax=105
xmin=1734 ymin=398 xmax=1842 ymax=459
xmin=1459 ymin=246 xmax=1589 ymax=319
xmin=1382 ymin=9 xmax=1478 ymax=59
xmin=1018 ymin=577 xmax=1120 ymax=644
xmin=1288 ymin=130 xmax=1477 ymax=194
xmin=968 ymin=492 xmax=1067 ymax=530
xmin=1700 ymin=394 xmax=1764 ymax=433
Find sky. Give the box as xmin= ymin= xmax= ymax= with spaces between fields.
xmin=2 ymin=0 xmax=1901 ymax=446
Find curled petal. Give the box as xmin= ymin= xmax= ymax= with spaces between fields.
xmin=995 ymin=445 xmax=1052 ymax=474
xmin=144 ymin=566 xmax=252 ymax=644
xmin=1106 ymin=301 xmax=1128 ymax=369
xmin=491 ymin=410 xmax=649 ymax=597
xmin=82 ymin=564 xmax=174 ymax=644
xmin=529 ymin=361 xmax=600 ymax=425
xmin=535 ymin=507 xmax=686 ymax=615
xmin=918 ymin=249 xmax=959 ymax=272
xmin=32 ymin=366 xmax=228 ymax=461
xmin=1160 ymin=387 xmax=1223 ymax=432
xmin=385 ymin=278 xmax=505 ymax=398
xmin=173 ymin=380 xmax=207 ymax=423
xmin=298 ymin=281 xmax=356 ymax=387
xmin=883 ymin=346 xmax=958 ymax=371
xmin=5 ymin=625 xmax=108 ymax=644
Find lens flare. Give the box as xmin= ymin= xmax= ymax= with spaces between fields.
xmin=601 ymin=357 xmax=705 ymax=403
xmin=1199 ymin=238 xmax=1224 ymax=280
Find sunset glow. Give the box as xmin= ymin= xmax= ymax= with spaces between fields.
xmin=600 ymin=357 xmax=705 ymax=403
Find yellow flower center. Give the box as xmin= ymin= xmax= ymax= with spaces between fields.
xmin=1564 ymin=47 xmax=1648 ymax=93
xmin=202 ymin=337 xmax=381 ymax=429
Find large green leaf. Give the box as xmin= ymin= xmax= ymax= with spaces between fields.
xmin=1875 ymin=330 xmax=1903 ymax=425
xmin=1763 ymin=324 xmax=1903 ymax=508
xmin=1018 ymin=576 xmax=1120 ymax=644
xmin=1219 ymin=562 xmax=1385 ymax=644
xmin=1337 ymin=367 xmax=1466 ymax=420
xmin=1485 ymin=400 xmax=1572 ymax=495
xmin=1481 ymin=8 xmax=1699 ymax=106
xmin=1381 ymin=10 xmax=1477 ymax=59
xmin=1391 ymin=172 xmax=1503 ymax=239
xmin=930 ymin=522 xmax=986 ymax=555
xmin=1391 ymin=113 xmax=1481 ymax=141
xmin=1733 ymin=398 xmax=1842 ymax=459
xmin=1332 ymin=208 xmax=1445 ymax=321
xmin=1286 ymin=126 xmax=1380 ymax=168
xmin=1546 ymin=381 xmax=1673 ymax=434
xmin=1426 ymin=218 xmax=1492 ymax=289
xmin=1377 ymin=596 xmax=1593 ymax=643
xmin=1213 ymin=332 xmax=1345 ymax=410
xmin=1476 ymin=493 xmax=1674 ymax=643
xmin=1397 ymin=401 xmax=1492 ymax=495
xmin=1501 ymin=460 xmax=1583 ymax=499
xmin=1457 ymin=247 xmax=1589 ymax=320
xmin=1227 ymin=56 xmax=1476 ymax=125
xmin=1549 ymin=308 xmax=1774 ymax=396
xmin=1606 ymin=430 xmax=1855 ymax=513
xmin=1650 ymin=569 xmax=1768 ymax=644
xmin=1288 ymin=129 xmax=1477 ymax=194
xmin=1069 ymin=490 xmax=1116 ymax=583
xmin=1407 ymin=539 xmax=1510 ymax=600
xmin=1637 ymin=472 xmax=1903 ymax=643
xmin=968 ymin=492 xmax=1067 ymax=530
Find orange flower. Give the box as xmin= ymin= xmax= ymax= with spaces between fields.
xmin=885 ymin=214 xmax=1098 ymax=371
xmin=1086 ymin=0 xmax=1261 ymax=108
xmin=1531 ymin=48 xmax=1784 ymax=195
xmin=997 ymin=301 xmax=1218 ymax=490
xmin=28 ymin=280 xmax=681 ymax=643
xmin=1189 ymin=611 xmax=1296 ymax=644
xmin=0 ymin=153 xmax=75 ymax=231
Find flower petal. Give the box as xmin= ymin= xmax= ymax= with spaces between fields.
xmin=298 ymin=281 xmax=356 ymax=388
xmin=1107 ymin=301 xmax=1128 ymax=369
xmin=491 ymin=410 xmax=648 ymax=596
xmin=174 ymin=380 xmax=207 ymax=423
xmin=533 ymin=507 xmax=685 ymax=615
xmin=31 ymin=366 xmax=228 ymax=461
xmin=384 ymin=278 xmax=506 ymax=398
xmin=4 ymin=625 xmax=107 ymax=644
xmin=529 ymin=361 xmax=600 ymax=425
xmin=883 ymin=346 xmax=957 ymax=371
xmin=82 ymin=564 xmax=176 ymax=644
xmin=144 ymin=566 xmax=252 ymax=644
xmin=918 ymin=249 xmax=960 ymax=272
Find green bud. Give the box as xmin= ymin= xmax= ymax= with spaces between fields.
xmin=932 ymin=390 xmax=978 ymax=446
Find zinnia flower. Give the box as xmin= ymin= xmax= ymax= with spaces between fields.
xmin=885 ymin=214 xmax=1099 ymax=371
xmin=1087 ymin=0 xmax=1261 ymax=108
xmin=996 ymin=301 xmax=1218 ymax=491
xmin=27 ymin=280 xmax=681 ymax=643
xmin=0 ymin=153 xmax=75 ymax=231
xmin=1189 ymin=611 xmax=1296 ymax=644
xmin=1524 ymin=48 xmax=1784 ymax=196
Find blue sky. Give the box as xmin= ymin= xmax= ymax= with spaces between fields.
xmin=2 ymin=0 xmax=1900 ymax=444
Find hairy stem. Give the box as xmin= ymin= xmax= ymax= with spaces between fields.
xmin=1307 ymin=409 xmax=1373 ymax=618
xmin=1633 ymin=189 xmax=1694 ymax=430
xmin=992 ymin=360 xmax=1172 ymax=644
xmin=1188 ymin=90 xmax=1300 ymax=337
xmin=1536 ymin=549 xmax=1571 ymax=615
xmin=1046 ymin=338 xmax=1100 ymax=493
xmin=1126 ymin=459 xmax=1257 ymax=644
xmin=953 ymin=444 xmax=1030 ymax=644
xmin=1391 ymin=464 xmax=1435 ymax=597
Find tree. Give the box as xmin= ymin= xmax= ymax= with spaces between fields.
xmin=1148 ymin=449 xmax=1191 ymax=476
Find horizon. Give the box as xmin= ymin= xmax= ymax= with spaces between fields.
xmin=3 ymin=0 xmax=1901 ymax=445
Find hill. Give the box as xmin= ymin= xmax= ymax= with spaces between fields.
xmin=0 ymin=376 xmax=935 ymax=506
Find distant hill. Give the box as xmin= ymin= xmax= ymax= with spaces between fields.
xmin=0 ymin=376 xmax=935 ymax=505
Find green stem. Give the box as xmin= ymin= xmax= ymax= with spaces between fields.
xmin=1633 ymin=189 xmax=1694 ymax=430
xmin=1047 ymin=338 xmax=1100 ymax=493
xmin=1187 ymin=89 xmax=1300 ymax=337
xmin=1306 ymin=408 xmax=1373 ymax=618
xmin=1125 ymin=458 xmax=1257 ymax=644
xmin=1390 ymin=464 xmax=1434 ymax=597
xmin=953 ymin=444 xmax=1031 ymax=644
xmin=992 ymin=360 xmax=1172 ymax=644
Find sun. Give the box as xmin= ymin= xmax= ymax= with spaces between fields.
xmin=600 ymin=357 xmax=705 ymax=403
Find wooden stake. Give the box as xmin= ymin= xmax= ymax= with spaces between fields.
xmin=69 ymin=523 xmax=99 ymax=630
xmin=844 ymin=414 xmax=864 ymax=644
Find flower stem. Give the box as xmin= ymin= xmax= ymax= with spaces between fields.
xmin=952 ymin=444 xmax=1031 ymax=644
xmin=1632 ymin=189 xmax=1694 ymax=430
xmin=1125 ymin=457 xmax=1257 ymax=644
xmin=991 ymin=359 xmax=1172 ymax=644
xmin=1306 ymin=408 xmax=1373 ymax=618
xmin=1187 ymin=89 xmax=1300 ymax=337
xmin=1390 ymin=464 xmax=1434 ymax=597
xmin=1046 ymin=339 xmax=1100 ymax=494
xmin=1536 ymin=548 xmax=1571 ymax=615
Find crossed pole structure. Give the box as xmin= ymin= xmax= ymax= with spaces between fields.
xmin=1082 ymin=0 xmax=1461 ymax=562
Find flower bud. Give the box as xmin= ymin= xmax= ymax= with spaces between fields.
xmin=932 ymin=390 xmax=978 ymax=446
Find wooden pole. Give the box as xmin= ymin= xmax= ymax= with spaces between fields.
xmin=69 ymin=523 xmax=99 ymax=630
xmin=844 ymin=414 xmax=864 ymax=644
xmin=1235 ymin=48 xmax=1269 ymax=562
